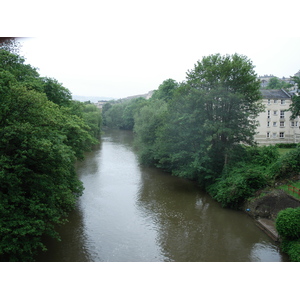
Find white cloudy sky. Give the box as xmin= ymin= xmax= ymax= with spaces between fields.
xmin=2 ymin=0 xmax=300 ymax=99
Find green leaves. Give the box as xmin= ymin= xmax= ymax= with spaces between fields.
xmin=42 ymin=77 xmax=72 ymax=106
xmin=0 ymin=50 xmax=100 ymax=261
xmin=276 ymin=207 xmax=300 ymax=240
xmin=289 ymin=76 xmax=300 ymax=120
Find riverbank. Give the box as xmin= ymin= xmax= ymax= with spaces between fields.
xmin=242 ymin=188 xmax=300 ymax=244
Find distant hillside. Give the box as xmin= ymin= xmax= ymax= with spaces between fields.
xmin=118 ymin=90 xmax=154 ymax=102
xmin=73 ymin=90 xmax=155 ymax=104
xmin=72 ymin=95 xmax=114 ymax=102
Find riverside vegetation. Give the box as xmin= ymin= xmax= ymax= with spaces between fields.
xmin=103 ymin=53 xmax=300 ymax=261
xmin=0 ymin=43 xmax=102 ymax=261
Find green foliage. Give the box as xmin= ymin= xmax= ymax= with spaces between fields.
xmin=0 ymin=50 xmax=101 ymax=261
xmin=276 ymin=207 xmax=300 ymax=240
xmin=0 ymin=49 xmax=39 ymax=82
xmin=103 ymin=102 xmax=126 ymax=128
xmin=268 ymin=145 xmax=300 ymax=179
xmin=208 ymin=164 xmax=268 ymax=208
xmin=289 ymin=76 xmax=300 ymax=120
xmin=280 ymin=239 xmax=300 ymax=262
xmin=151 ymin=78 xmax=179 ymax=102
xmin=276 ymin=143 xmax=297 ymax=149
xmin=134 ymin=99 xmax=169 ymax=166
xmin=81 ymin=103 xmax=102 ymax=139
xmin=277 ymin=181 xmax=300 ymax=200
xmin=244 ymin=145 xmax=280 ymax=166
xmin=137 ymin=54 xmax=262 ymax=186
xmin=121 ymin=97 xmax=148 ymax=130
xmin=42 ymin=77 xmax=72 ymax=106
xmin=132 ymin=54 xmax=264 ymax=193
xmin=102 ymin=97 xmax=147 ymax=130
xmin=264 ymin=77 xmax=292 ymax=90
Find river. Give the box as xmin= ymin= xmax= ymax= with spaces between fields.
xmin=37 ymin=129 xmax=288 ymax=262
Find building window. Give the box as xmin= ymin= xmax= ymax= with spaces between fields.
xmin=268 ymin=99 xmax=271 ymax=105
xmin=272 ymin=132 xmax=277 ymax=138
xmin=267 ymin=121 xmax=270 ymax=127
xmin=266 ymin=132 xmax=270 ymax=138
xmin=267 ymin=110 xmax=271 ymax=118
xmin=280 ymin=121 xmax=285 ymax=127
xmin=280 ymin=110 xmax=285 ymax=119
xmin=281 ymin=99 xmax=285 ymax=105
xmin=273 ymin=122 xmax=277 ymax=127
xmin=280 ymin=132 xmax=285 ymax=138
xmin=274 ymin=99 xmax=278 ymax=104
xmin=291 ymin=121 xmax=295 ymax=127
xmin=273 ymin=110 xmax=278 ymax=116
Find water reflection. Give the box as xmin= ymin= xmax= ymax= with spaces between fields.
xmin=36 ymin=201 xmax=92 ymax=262
xmin=250 ymin=242 xmax=283 ymax=262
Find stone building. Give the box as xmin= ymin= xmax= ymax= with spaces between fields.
xmin=254 ymin=89 xmax=300 ymax=145
xmin=95 ymin=100 xmax=109 ymax=109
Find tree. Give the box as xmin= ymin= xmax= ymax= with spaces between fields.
xmin=134 ymin=99 xmax=169 ymax=165
xmin=42 ymin=77 xmax=72 ymax=106
xmin=122 ymin=97 xmax=147 ymax=130
xmin=0 ymin=80 xmax=83 ymax=261
xmin=265 ymin=77 xmax=292 ymax=90
xmin=74 ymin=101 xmax=103 ymax=139
xmin=146 ymin=54 xmax=263 ymax=186
xmin=151 ymin=79 xmax=179 ymax=102
xmin=289 ymin=76 xmax=300 ymax=119
xmin=103 ymin=102 xmax=125 ymax=128
xmin=185 ymin=54 xmax=262 ymax=171
xmin=0 ymin=49 xmax=40 ymax=82
xmin=0 ymin=50 xmax=101 ymax=261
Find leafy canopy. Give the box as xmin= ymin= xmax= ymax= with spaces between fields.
xmin=0 ymin=49 xmax=101 ymax=261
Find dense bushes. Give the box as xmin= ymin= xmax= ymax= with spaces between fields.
xmin=102 ymin=97 xmax=148 ymax=130
xmin=280 ymin=239 xmax=300 ymax=262
xmin=276 ymin=207 xmax=300 ymax=262
xmin=276 ymin=207 xmax=300 ymax=240
xmin=0 ymin=49 xmax=102 ymax=261
xmin=208 ymin=145 xmax=300 ymax=208
xmin=208 ymin=164 xmax=269 ymax=208
xmin=268 ymin=145 xmax=300 ymax=180
xmin=276 ymin=143 xmax=297 ymax=149
xmin=207 ymin=146 xmax=279 ymax=208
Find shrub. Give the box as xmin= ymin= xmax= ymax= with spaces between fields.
xmin=280 ymin=239 xmax=300 ymax=262
xmin=245 ymin=145 xmax=279 ymax=166
xmin=208 ymin=165 xmax=268 ymax=208
xmin=268 ymin=145 xmax=300 ymax=179
xmin=276 ymin=207 xmax=300 ymax=240
xmin=276 ymin=143 xmax=298 ymax=149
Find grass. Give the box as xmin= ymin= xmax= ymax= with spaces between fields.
xmin=278 ymin=180 xmax=300 ymax=200
xmin=278 ymin=148 xmax=294 ymax=156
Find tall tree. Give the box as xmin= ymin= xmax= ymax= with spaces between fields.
xmin=155 ymin=54 xmax=263 ymax=185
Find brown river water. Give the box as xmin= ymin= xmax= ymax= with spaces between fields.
xmin=37 ymin=129 xmax=288 ymax=262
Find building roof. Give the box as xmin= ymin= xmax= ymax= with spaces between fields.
xmin=260 ymin=89 xmax=291 ymax=99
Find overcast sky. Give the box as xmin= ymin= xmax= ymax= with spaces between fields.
xmin=3 ymin=0 xmax=300 ymax=99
